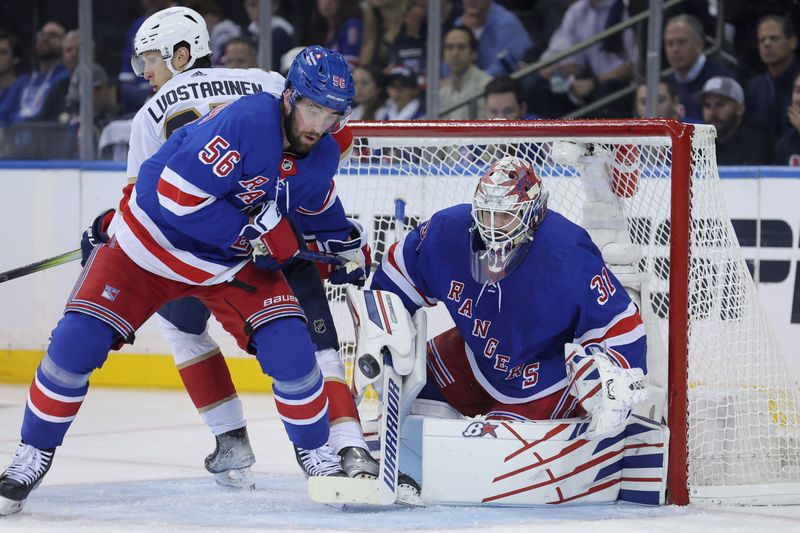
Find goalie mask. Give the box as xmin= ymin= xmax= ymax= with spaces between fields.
xmin=471 ymin=156 xmax=548 ymax=283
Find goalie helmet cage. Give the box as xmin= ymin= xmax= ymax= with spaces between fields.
xmin=330 ymin=119 xmax=800 ymax=506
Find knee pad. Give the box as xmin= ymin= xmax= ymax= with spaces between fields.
xmin=157 ymin=297 xmax=210 ymax=335
xmin=48 ymin=312 xmax=118 ymax=375
xmin=251 ymin=317 xmax=317 ymax=382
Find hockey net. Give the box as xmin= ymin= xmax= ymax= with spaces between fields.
xmin=326 ymin=120 xmax=800 ymax=505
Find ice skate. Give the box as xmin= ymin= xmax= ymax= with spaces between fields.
xmin=0 ymin=442 xmax=55 ymax=516
xmin=338 ymin=446 xmax=423 ymax=506
xmin=205 ymin=427 xmax=256 ymax=490
xmin=294 ymin=444 xmax=347 ymax=477
xmin=396 ymin=472 xmax=423 ymax=507
xmin=339 ymin=446 xmax=380 ymax=478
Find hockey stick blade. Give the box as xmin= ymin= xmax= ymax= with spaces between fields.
xmin=0 ymin=248 xmax=82 ymax=284
xmin=309 ymin=346 xmax=403 ymax=507
xmin=308 ymin=476 xmax=386 ymax=505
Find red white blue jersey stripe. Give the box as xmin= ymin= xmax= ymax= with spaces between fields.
xmin=247 ymin=299 xmax=306 ymax=329
xmin=378 ymin=238 xmax=438 ymax=308
xmin=574 ymin=301 xmax=644 ymax=368
xmin=427 ymin=339 xmax=455 ymax=388
xmin=114 ymin=186 xmax=247 ymax=285
xmin=296 ymin=181 xmax=338 ymax=216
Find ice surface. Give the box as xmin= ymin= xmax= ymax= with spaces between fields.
xmin=1 ymin=385 xmax=798 ymax=532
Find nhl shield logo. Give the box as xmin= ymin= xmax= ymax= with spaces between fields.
xmin=313 ymin=318 xmax=326 ymax=334
xmin=281 ymin=158 xmax=294 ymax=172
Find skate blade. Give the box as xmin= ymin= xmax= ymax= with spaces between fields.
xmin=0 ymin=495 xmax=25 ymax=516
xmin=213 ymin=467 xmax=255 ymax=490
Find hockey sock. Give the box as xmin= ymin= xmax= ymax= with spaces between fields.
xmin=158 ymin=315 xmax=245 ymax=436
xmin=315 ymin=347 xmax=366 ymax=452
xmin=22 ymin=313 xmax=116 ymax=449
xmin=252 ymin=318 xmax=329 ymax=449
xmin=177 ymin=350 xmax=244 ymax=435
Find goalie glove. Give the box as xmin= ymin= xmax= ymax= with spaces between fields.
xmin=239 ymin=201 xmax=299 ymax=263
xmin=564 ymin=342 xmax=647 ymax=438
xmin=318 ymin=219 xmax=372 ymax=287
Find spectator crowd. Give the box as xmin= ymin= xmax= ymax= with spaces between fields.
xmin=1 ymin=0 xmax=799 ymax=165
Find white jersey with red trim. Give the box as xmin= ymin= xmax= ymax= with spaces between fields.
xmin=370 ymin=204 xmax=647 ymax=404
xmin=126 ymin=67 xmax=286 ymax=180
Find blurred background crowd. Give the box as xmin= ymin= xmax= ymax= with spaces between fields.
xmin=0 ymin=0 xmax=799 ymax=165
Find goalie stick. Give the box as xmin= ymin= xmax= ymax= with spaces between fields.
xmin=393 ymin=197 xmax=406 ymax=243
xmin=308 ymin=199 xmax=415 ymax=506
xmin=309 ymin=345 xmax=404 ymax=505
xmin=0 ymin=248 xmax=346 ymax=285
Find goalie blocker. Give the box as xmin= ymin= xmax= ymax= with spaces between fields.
xmin=311 ymin=288 xmax=667 ymax=507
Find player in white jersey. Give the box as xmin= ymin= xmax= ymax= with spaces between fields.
xmin=80 ymin=7 xmax=390 ymax=491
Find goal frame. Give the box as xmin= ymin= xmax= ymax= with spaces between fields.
xmin=347 ymin=118 xmax=694 ymax=504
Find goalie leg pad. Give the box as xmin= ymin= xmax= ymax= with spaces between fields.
xmin=420 ymin=415 xmax=667 ymax=506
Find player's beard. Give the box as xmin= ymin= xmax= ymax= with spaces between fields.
xmin=283 ymin=106 xmax=321 ymax=156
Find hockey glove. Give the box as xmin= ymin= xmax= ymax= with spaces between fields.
xmin=239 ymin=201 xmax=299 ymax=263
xmin=252 ymin=254 xmax=293 ymax=271
xmin=565 ymin=342 xmax=647 ymax=438
xmin=319 ymin=219 xmax=372 ymax=287
xmin=80 ymin=208 xmax=116 ymax=266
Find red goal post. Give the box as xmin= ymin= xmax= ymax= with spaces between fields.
xmin=329 ymin=119 xmax=800 ymax=505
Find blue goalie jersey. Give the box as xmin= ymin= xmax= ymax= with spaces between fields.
xmin=370 ymin=204 xmax=647 ymax=404
xmin=111 ymin=93 xmax=352 ymax=285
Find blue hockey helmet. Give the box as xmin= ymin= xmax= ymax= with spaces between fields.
xmin=285 ymin=45 xmax=354 ymax=131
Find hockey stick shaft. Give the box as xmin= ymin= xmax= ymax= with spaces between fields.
xmin=375 ymin=345 xmax=403 ymax=504
xmin=393 ymin=197 xmax=406 ymax=243
xmin=295 ymin=248 xmax=347 ymax=266
xmin=0 ymin=247 xmax=343 ymax=286
xmin=0 ymin=248 xmax=82 ymax=284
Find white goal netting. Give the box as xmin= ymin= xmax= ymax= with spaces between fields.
xmin=326 ymin=120 xmax=800 ymax=504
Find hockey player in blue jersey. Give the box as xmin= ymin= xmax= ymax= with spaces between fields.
xmin=370 ymin=156 xmax=647 ymax=428
xmin=0 ymin=46 xmax=370 ymax=516
xmin=79 ymin=7 xmax=385 ymax=492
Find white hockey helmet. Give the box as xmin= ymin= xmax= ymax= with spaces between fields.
xmin=471 ymin=156 xmax=548 ymax=282
xmin=131 ymin=6 xmax=211 ymax=76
